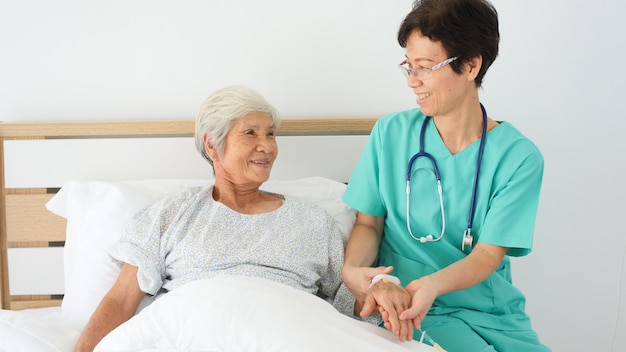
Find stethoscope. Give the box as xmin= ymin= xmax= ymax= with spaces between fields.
xmin=405 ymin=103 xmax=487 ymax=251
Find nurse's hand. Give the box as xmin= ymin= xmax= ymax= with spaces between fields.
xmin=400 ymin=278 xmax=438 ymax=331
xmin=363 ymin=279 xmax=413 ymax=342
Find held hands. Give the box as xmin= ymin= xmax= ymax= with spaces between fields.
xmin=357 ymin=274 xmax=438 ymax=342
xmin=399 ymin=278 xmax=437 ymax=332
xmin=342 ymin=264 xmax=413 ymax=342
xmin=342 ymin=265 xmax=394 ymax=312
xmin=365 ymin=275 xmax=414 ymax=342
xmin=342 ymin=265 xmax=438 ymax=342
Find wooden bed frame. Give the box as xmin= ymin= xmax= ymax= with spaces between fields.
xmin=0 ymin=117 xmax=377 ymax=311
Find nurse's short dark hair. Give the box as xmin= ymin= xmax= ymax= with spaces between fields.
xmin=398 ymin=0 xmax=499 ymax=88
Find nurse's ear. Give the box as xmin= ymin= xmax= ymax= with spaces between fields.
xmin=465 ymin=55 xmax=483 ymax=82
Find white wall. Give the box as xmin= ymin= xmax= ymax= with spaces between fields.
xmin=2 ymin=1 xmax=625 ymax=351
xmin=484 ymin=2 xmax=626 ymax=351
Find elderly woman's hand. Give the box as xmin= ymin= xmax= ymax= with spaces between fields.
xmin=362 ymin=278 xmax=414 ymax=342
xmin=341 ymin=265 xmax=393 ymax=313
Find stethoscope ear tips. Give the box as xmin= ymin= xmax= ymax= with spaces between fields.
xmin=420 ymin=234 xmax=434 ymax=243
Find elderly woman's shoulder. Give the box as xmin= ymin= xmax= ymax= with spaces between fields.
xmin=129 ymin=186 xmax=212 ymax=223
xmin=146 ymin=185 xmax=212 ymax=211
xmin=279 ymin=193 xmax=331 ymax=217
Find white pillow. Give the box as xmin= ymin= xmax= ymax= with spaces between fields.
xmin=45 ymin=177 xmax=356 ymax=328
xmin=94 ymin=275 xmax=434 ymax=352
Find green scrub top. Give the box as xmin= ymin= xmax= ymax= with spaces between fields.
xmin=343 ymin=108 xmax=544 ymax=332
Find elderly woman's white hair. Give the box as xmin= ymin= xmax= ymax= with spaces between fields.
xmin=194 ymin=85 xmax=281 ymax=167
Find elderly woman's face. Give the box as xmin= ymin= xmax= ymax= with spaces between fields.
xmin=213 ymin=112 xmax=278 ymax=185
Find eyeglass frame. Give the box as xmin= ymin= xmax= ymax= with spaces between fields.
xmin=398 ymin=57 xmax=458 ymax=80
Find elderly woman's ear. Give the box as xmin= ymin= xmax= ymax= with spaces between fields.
xmin=203 ymin=135 xmax=217 ymax=161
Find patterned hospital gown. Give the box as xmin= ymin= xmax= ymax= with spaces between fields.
xmin=108 ymin=186 xmax=359 ymax=318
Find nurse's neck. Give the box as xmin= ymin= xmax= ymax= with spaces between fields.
xmin=433 ymin=105 xmax=485 ymax=155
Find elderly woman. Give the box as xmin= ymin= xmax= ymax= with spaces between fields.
xmin=73 ymin=86 xmax=358 ymax=352
xmin=341 ymin=0 xmax=550 ymax=351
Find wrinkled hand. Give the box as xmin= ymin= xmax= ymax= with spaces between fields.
xmin=399 ymin=279 xmax=438 ymax=331
xmin=341 ymin=265 xmax=393 ymax=310
xmin=365 ymin=280 xmax=414 ymax=342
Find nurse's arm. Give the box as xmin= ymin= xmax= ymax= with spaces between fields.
xmin=400 ymin=242 xmax=508 ymax=322
xmin=342 ymin=212 xmax=392 ymax=312
xmin=344 ymin=212 xmax=384 ymax=267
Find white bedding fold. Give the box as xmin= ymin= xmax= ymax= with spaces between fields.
xmin=95 ymin=275 xmax=435 ymax=352
xmin=0 ymin=307 xmax=81 ymax=352
xmin=0 ymin=277 xmax=437 ymax=352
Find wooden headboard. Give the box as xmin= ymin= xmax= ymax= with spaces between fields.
xmin=0 ymin=117 xmax=377 ymax=310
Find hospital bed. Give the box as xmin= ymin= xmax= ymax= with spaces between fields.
xmin=0 ymin=118 xmax=439 ymax=351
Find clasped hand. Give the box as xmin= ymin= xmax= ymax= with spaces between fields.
xmin=344 ymin=266 xmax=436 ymax=343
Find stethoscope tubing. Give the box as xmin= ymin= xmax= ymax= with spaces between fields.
xmin=467 ymin=104 xmax=488 ymax=232
xmin=406 ymin=103 xmax=488 ymax=250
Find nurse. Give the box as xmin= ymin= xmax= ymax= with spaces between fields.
xmin=341 ymin=0 xmax=550 ymax=351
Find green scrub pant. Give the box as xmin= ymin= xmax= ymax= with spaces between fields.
xmin=421 ymin=316 xmax=551 ymax=352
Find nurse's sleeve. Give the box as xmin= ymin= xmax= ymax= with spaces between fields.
xmin=343 ymin=121 xmax=386 ymax=216
xmin=479 ymin=152 xmax=544 ymax=257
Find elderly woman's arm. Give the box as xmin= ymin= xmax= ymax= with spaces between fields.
xmin=74 ymin=263 xmax=146 ymax=352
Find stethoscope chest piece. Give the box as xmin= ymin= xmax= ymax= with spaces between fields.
xmin=462 ymin=229 xmax=473 ymax=251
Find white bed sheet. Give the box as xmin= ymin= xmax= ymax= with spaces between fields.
xmin=0 ymin=301 xmax=437 ymax=352
xmin=0 ymin=306 xmax=81 ymax=352
xmin=94 ymin=275 xmax=436 ymax=352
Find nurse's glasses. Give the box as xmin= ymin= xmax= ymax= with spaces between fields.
xmin=398 ymin=57 xmax=458 ymax=80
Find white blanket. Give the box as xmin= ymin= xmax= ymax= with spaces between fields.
xmin=0 ymin=277 xmax=435 ymax=352
xmin=95 ymin=275 xmax=435 ymax=352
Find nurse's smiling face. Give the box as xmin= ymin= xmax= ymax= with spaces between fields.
xmin=404 ymin=31 xmax=476 ymax=118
